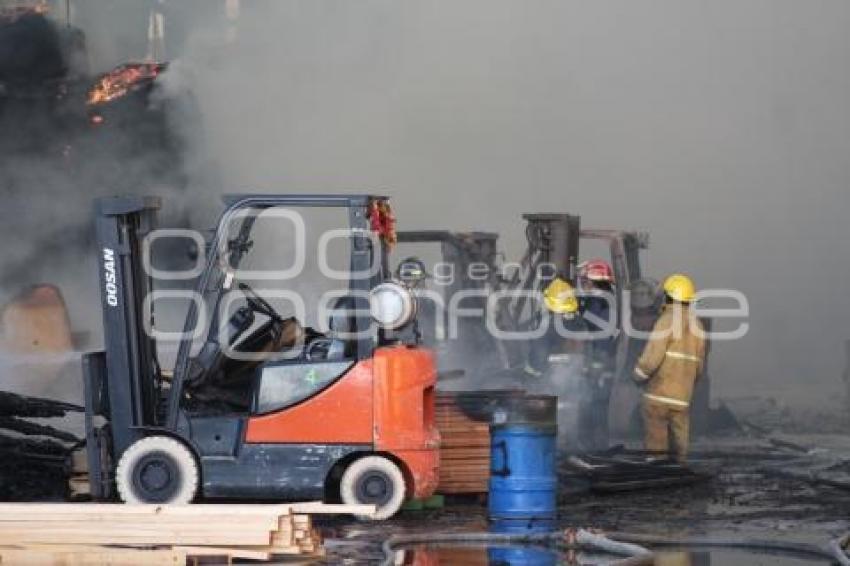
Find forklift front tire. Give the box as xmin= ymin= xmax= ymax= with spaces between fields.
xmin=339 ymin=455 xmax=406 ymax=520
xmin=116 ymin=436 xmax=199 ymax=504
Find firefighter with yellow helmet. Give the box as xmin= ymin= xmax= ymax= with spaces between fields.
xmin=524 ymin=277 xmax=582 ymax=377
xmin=633 ymin=274 xmax=706 ymax=462
xmin=543 ymin=277 xmax=580 ymax=317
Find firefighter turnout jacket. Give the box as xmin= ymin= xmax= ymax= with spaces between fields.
xmin=633 ymin=304 xmax=706 ymax=408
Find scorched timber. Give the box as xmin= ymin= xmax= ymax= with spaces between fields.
xmin=0 ymin=416 xmax=80 ymax=443
xmin=0 ymin=391 xmax=82 ymax=418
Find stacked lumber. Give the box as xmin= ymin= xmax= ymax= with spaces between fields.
xmin=0 ymin=502 xmax=373 ymax=564
xmin=67 ymin=449 xmax=90 ymax=499
xmin=436 ymin=393 xmax=491 ymax=494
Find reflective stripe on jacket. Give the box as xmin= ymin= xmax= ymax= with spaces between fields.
xmin=633 ymin=304 xmax=706 ymax=407
xmin=643 ymin=392 xmax=690 ymax=408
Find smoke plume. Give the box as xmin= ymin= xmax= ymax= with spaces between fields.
xmin=2 ymin=1 xmax=849 ymax=415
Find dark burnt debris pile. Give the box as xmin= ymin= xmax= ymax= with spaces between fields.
xmin=0 ymin=5 xmax=192 ymax=287
xmin=561 ymin=442 xmax=850 ymax=533
xmin=0 ymin=6 xmax=190 ymax=499
xmin=0 ymin=391 xmax=82 ymax=501
xmin=0 ymin=6 xmax=87 ymax=154
xmin=0 ymin=5 xmax=188 ymax=190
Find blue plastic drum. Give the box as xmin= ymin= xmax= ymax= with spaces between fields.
xmin=488 ymin=423 xmax=558 ymax=522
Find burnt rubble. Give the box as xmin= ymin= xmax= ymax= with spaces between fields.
xmin=0 ymin=391 xmax=82 ymax=501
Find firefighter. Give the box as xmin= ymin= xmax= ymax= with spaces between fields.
xmin=577 ymin=259 xmax=617 ymax=450
xmin=577 ymin=259 xmax=618 ymax=363
xmin=525 ymin=277 xmax=588 ymax=450
xmin=524 ymin=277 xmax=582 ymax=377
xmin=633 ymin=274 xmax=706 ymax=462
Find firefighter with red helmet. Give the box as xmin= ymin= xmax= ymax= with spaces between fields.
xmin=576 ymin=259 xmax=618 ymax=450
xmin=577 ymin=258 xmax=617 ymax=362
xmin=579 ymin=258 xmax=615 ymax=287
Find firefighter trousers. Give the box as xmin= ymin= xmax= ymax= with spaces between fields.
xmin=642 ymin=399 xmax=690 ymax=462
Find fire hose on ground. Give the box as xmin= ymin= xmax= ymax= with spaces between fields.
xmin=829 ymin=532 xmax=850 ymax=566
xmin=379 ymin=528 xmax=850 ymax=565
xmin=379 ymin=529 xmax=653 ymax=566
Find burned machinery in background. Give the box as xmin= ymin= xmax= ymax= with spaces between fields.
xmin=395 ymin=230 xmax=505 ymax=382
xmin=397 ymin=214 xmax=593 ymax=383
xmin=397 ymin=214 xmax=583 ymax=382
xmin=395 ymin=214 xmax=696 ymax=451
xmin=500 ymin=213 xmax=582 ymax=359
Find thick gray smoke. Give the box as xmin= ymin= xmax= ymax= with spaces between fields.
xmin=0 ymin=3 xmax=191 ymax=404
xmin=162 ymin=1 xmax=850 ymax=410
xmin=4 ymin=1 xmax=849 ymax=414
xmin=0 ymin=4 xmax=195 ymax=311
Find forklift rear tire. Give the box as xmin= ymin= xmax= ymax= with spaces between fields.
xmin=116 ymin=436 xmax=199 ymax=504
xmin=339 ymin=456 xmax=406 ymax=520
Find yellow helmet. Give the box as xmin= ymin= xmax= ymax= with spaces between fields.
xmin=663 ymin=273 xmax=696 ymax=303
xmin=543 ymin=278 xmax=579 ymax=314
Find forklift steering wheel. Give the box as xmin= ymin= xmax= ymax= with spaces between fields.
xmin=304 ymin=338 xmax=334 ymax=361
xmin=238 ymin=282 xmax=283 ymax=322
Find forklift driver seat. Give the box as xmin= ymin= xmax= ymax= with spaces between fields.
xmin=304 ymin=296 xmax=358 ymax=361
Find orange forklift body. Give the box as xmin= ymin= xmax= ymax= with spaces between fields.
xmin=84 ymin=194 xmax=439 ymax=507
xmin=245 ymin=346 xmax=440 ymax=498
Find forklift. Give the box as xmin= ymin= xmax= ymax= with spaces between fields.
xmin=83 ymin=194 xmax=439 ymax=519
xmin=394 ymin=230 xmax=506 ymax=383
xmin=395 ymin=216 xmax=655 ymax=447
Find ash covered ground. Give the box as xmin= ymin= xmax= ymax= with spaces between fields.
xmin=317 ymin=423 xmax=850 ymax=564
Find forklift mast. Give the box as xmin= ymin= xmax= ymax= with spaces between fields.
xmin=579 ymin=228 xmax=650 ymax=328
xmin=502 ymin=213 xmax=581 ymax=331
xmin=83 ymin=196 xmax=161 ymax=497
xmin=396 ymin=230 xmax=500 ymax=331
xmin=521 ymin=213 xmax=582 ymax=284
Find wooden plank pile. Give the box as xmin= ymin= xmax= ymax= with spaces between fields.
xmin=0 ymin=502 xmax=373 ymax=564
xmin=67 ymin=449 xmax=90 ymax=500
xmin=436 ymin=393 xmax=491 ymax=494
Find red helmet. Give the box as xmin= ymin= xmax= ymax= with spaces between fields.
xmin=580 ymin=259 xmax=614 ymax=283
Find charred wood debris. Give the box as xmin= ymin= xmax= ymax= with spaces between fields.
xmin=562 ymin=431 xmax=850 ymax=503
xmin=0 ymin=6 xmax=187 ymax=195
xmin=0 ymin=391 xmax=82 ymax=501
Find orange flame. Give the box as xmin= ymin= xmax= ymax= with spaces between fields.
xmin=87 ymin=63 xmax=164 ymax=106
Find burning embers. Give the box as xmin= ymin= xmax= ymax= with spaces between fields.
xmin=87 ymin=62 xmax=166 ymax=106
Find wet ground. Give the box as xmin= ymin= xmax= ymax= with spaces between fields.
xmin=314 ymin=434 xmax=850 ymax=565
